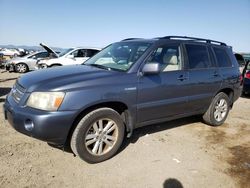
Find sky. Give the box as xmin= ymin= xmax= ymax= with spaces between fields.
xmin=0 ymin=0 xmax=250 ymax=52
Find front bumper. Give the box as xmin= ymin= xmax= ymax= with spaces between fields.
xmin=3 ymin=95 xmax=77 ymax=145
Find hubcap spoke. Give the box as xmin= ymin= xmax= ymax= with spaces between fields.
xmin=219 ymin=99 xmax=224 ymax=107
xmin=105 ymin=135 xmax=115 ymax=141
xmin=86 ymin=138 xmax=96 ymax=146
xmin=86 ymin=134 xmax=97 ymax=140
xmin=103 ymin=139 xmax=113 ymax=146
xmin=92 ymin=140 xmax=100 ymax=154
xmin=93 ymin=122 xmax=99 ymax=133
xmin=98 ymin=141 xmax=103 ymax=155
xmin=103 ymin=121 xmax=114 ymax=132
xmin=106 ymin=125 xmax=116 ymax=134
xmin=98 ymin=120 xmax=103 ymax=131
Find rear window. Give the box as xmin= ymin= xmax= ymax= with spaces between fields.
xmin=186 ymin=44 xmax=210 ymax=69
xmin=213 ymin=47 xmax=232 ymax=68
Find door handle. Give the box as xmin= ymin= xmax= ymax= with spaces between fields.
xmin=177 ymin=75 xmax=188 ymax=81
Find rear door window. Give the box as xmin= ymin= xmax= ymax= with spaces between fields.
xmin=185 ymin=44 xmax=211 ymax=69
xmin=213 ymin=47 xmax=232 ymax=68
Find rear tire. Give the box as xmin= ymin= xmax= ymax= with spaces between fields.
xmin=70 ymin=108 xmax=125 ymax=163
xmin=203 ymin=92 xmax=230 ymax=126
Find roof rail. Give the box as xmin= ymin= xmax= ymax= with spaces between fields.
xmin=161 ymin=36 xmax=227 ymax=46
xmin=121 ymin=38 xmax=143 ymax=41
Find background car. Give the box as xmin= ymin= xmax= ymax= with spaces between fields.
xmin=5 ymin=43 xmax=59 ymax=73
xmin=36 ymin=47 xmax=101 ymax=69
xmin=242 ymin=53 xmax=250 ymax=63
xmin=235 ymin=53 xmax=246 ymax=73
xmin=0 ymin=48 xmax=20 ymax=56
xmin=242 ymin=60 xmax=250 ymax=95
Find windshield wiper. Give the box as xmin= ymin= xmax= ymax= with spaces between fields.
xmin=86 ymin=64 xmax=126 ymax=72
xmin=87 ymin=64 xmax=111 ymax=70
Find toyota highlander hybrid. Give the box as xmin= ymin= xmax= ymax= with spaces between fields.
xmin=4 ymin=36 xmax=242 ymax=163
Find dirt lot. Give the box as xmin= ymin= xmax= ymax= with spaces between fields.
xmin=0 ymin=70 xmax=249 ymax=188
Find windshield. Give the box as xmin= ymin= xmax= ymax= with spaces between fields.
xmin=58 ymin=48 xmax=74 ymax=57
xmin=84 ymin=42 xmax=152 ymax=71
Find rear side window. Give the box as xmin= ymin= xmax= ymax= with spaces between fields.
xmin=213 ymin=47 xmax=232 ymax=67
xmin=185 ymin=44 xmax=210 ymax=69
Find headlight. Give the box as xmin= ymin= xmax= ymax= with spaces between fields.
xmin=27 ymin=92 xmax=65 ymax=111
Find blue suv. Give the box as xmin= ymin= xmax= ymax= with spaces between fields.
xmin=4 ymin=36 xmax=242 ymax=163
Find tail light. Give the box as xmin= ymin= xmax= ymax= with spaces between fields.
xmin=240 ymin=75 xmax=243 ymax=82
xmin=245 ymin=71 xmax=250 ymax=79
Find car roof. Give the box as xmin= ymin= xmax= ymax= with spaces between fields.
xmin=71 ymin=47 xmax=102 ymax=51
xmin=119 ymin=36 xmax=228 ymax=48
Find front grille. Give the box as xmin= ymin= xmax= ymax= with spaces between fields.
xmin=11 ymin=81 xmax=26 ymax=103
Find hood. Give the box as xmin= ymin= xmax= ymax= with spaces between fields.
xmin=17 ymin=65 xmax=118 ymax=92
xmin=40 ymin=43 xmax=59 ymax=58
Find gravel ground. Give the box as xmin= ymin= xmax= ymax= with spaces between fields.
xmin=0 ymin=69 xmax=249 ymax=188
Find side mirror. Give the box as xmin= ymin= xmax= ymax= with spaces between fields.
xmin=142 ymin=63 xmax=160 ymax=75
xmin=67 ymin=54 xmax=74 ymax=59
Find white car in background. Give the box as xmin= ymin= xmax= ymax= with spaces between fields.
xmin=5 ymin=43 xmax=59 ymax=73
xmin=0 ymin=48 xmax=20 ymax=56
xmin=37 ymin=47 xmax=101 ymax=69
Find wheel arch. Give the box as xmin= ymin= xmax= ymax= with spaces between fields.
xmin=66 ymin=101 xmax=131 ymax=146
xmin=216 ymin=88 xmax=234 ymax=106
xmin=49 ymin=63 xmax=62 ymax=67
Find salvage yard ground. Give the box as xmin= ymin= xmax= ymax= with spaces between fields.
xmin=0 ymin=70 xmax=249 ymax=188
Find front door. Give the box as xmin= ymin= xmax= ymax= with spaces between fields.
xmin=137 ymin=43 xmax=190 ymax=123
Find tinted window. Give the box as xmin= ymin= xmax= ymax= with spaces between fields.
xmin=208 ymin=47 xmax=216 ymax=67
xmin=87 ymin=49 xmax=99 ymax=57
xmin=213 ymin=48 xmax=232 ymax=67
xmin=36 ymin=52 xmax=49 ymax=58
xmin=28 ymin=52 xmax=48 ymax=59
xmin=146 ymin=44 xmax=182 ymax=72
xmin=186 ymin=44 xmax=210 ymax=69
xmin=72 ymin=49 xmax=87 ymax=57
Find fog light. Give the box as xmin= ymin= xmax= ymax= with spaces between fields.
xmin=24 ymin=119 xmax=34 ymax=131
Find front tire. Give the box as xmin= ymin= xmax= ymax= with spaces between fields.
xmin=70 ymin=108 xmax=125 ymax=163
xmin=15 ymin=63 xmax=28 ymax=73
xmin=203 ymin=92 xmax=230 ymax=126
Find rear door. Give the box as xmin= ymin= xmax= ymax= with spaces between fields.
xmin=184 ymin=43 xmax=222 ymax=112
xmin=137 ymin=43 xmax=190 ymax=123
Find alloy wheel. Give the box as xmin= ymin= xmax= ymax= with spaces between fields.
xmin=214 ymin=99 xmax=228 ymax=122
xmin=85 ymin=118 xmax=118 ymax=156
